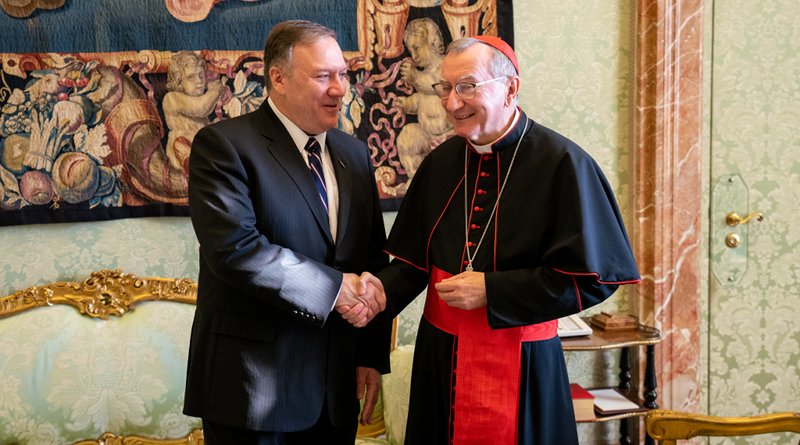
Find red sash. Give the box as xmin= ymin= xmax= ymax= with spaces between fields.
xmin=424 ymin=266 xmax=557 ymax=445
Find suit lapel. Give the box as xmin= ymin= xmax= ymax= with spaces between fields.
xmin=328 ymin=134 xmax=351 ymax=247
xmin=256 ymin=104 xmax=333 ymax=245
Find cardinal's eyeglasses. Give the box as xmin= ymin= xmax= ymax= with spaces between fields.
xmin=431 ymin=76 xmax=507 ymax=100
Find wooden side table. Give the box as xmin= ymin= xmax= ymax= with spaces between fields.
xmin=561 ymin=320 xmax=662 ymax=445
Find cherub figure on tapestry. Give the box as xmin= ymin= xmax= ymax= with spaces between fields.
xmin=162 ymin=51 xmax=226 ymax=173
xmin=394 ymin=18 xmax=453 ymax=187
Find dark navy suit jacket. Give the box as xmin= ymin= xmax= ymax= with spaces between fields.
xmin=183 ymin=102 xmax=390 ymax=432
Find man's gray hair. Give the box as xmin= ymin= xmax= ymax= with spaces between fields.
xmin=262 ymin=20 xmax=337 ymax=91
xmin=446 ymin=37 xmax=518 ymax=78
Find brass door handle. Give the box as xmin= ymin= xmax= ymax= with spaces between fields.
xmin=726 ymin=211 xmax=764 ymax=227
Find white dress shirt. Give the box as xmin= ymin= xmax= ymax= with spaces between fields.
xmin=268 ymin=97 xmax=339 ymax=241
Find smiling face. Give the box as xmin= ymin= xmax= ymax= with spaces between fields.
xmin=268 ymin=36 xmax=348 ymax=135
xmin=439 ymin=44 xmax=518 ymax=145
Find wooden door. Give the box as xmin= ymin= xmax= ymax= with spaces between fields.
xmin=708 ymin=2 xmax=800 ymax=444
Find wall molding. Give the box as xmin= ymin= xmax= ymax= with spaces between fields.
xmin=633 ymin=0 xmax=704 ymax=416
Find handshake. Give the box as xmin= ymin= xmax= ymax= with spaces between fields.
xmin=334 ymin=272 xmax=385 ymax=328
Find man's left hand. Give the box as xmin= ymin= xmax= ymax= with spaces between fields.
xmin=356 ymin=366 xmax=381 ymax=425
xmin=434 ymin=271 xmax=487 ymax=310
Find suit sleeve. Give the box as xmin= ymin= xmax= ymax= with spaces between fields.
xmin=189 ymin=124 xmax=342 ymax=323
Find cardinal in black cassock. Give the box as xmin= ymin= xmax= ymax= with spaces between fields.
xmin=374 ymin=35 xmax=640 ymax=445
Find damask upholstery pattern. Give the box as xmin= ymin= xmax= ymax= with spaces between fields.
xmin=380 ymin=345 xmax=414 ymax=445
xmin=0 ymin=288 xmax=200 ymax=444
xmin=355 ymin=345 xmax=414 ymax=445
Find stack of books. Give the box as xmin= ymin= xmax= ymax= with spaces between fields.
xmin=588 ymin=388 xmax=641 ymax=416
xmin=569 ymin=383 xmax=596 ymax=421
xmin=571 ymin=385 xmax=643 ymax=422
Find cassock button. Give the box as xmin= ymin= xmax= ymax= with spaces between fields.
xmin=470 ymin=224 xmax=479 ymax=230
xmin=473 ymin=206 xmax=482 ymax=212
xmin=467 ymin=242 xmax=475 ymax=247
xmin=463 ymin=260 xmax=469 ymax=266
xmin=480 ymin=171 xmax=489 ymax=177
xmin=483 ymin=155 xmax=492 ymax=161
xmin=477 ymin=189 xmax=486 ymax=195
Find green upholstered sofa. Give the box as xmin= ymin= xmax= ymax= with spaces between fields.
xmin=0 ymin=269 xmax=417 ymax=445
xmin=0 ymin=270 xmax=203 ymax=445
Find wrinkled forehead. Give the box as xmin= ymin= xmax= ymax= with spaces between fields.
xmin=441 ymin=47 xmax=493 ymax=82
xmin=290 ymin=37 xmax=347 ymax=72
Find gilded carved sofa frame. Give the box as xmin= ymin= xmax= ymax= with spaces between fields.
xmin=646 ymin=409 xmax=800 ymax=444
xmin=0 ymin=269 xmax=204 ymax=445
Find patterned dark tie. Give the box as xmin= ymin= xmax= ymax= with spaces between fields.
xmin=304 ymin=137 xmax=328 ymax=211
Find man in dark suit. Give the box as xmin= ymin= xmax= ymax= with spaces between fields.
xmin=183 ymin=20 xmax=390 ymax=445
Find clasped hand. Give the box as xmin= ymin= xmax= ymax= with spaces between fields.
xmin=434 ymin=270 xmax=487 ymax=310
xmin=335 ymin=272 xmax=386 ymax=327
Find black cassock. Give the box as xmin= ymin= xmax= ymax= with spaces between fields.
xmin=379 ymin=112 xmax=640 ymax=445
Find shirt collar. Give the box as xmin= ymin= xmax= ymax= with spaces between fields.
xmin=268 ymin=96 xmax=328 ymax=153
xmin=469 ymin=107 xmax=522 ymax=154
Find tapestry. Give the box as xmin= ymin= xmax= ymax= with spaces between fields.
xmin=0 ymin=0 xmax=513 ymax=225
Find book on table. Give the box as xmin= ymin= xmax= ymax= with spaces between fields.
xmin=557 ymin=314 xmax=593 ymax=337
xmin=569 ymin=383 xmax=596 ymax=421
xmin=588 ymin=388 xmax=641 ymax=415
